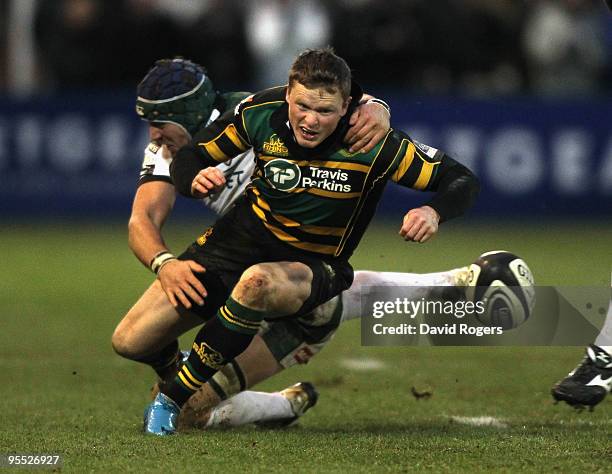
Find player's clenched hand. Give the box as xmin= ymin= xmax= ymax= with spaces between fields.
xmin=191 ymin=167 xmax=226 ymax=198
xmin=157 ymin=259 xmax=207 ymax=309
xmin=399 ymin=206 xmax=440 ymax=243
xmin=345 ymin=100 xmax=390 ymax=153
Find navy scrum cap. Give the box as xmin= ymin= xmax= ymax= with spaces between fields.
xmin=135 ymin=58 xmax=216 ymax=136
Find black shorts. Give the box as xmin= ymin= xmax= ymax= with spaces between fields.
xmin=177 ymin=196 xmax=354 ymax=321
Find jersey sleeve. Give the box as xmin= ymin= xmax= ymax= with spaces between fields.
xmin=388 ymin=134 xmax=445 ymax=191
xmin=202 ymin=149 xmax=257 ymax=215
xmin=191 ymin=95 xmax=253 ymax=164
xmin=137 ymin=142 xmax=173 ymax=186
xmin=387 ymin=131 xmax=479 ymax=222
xmin=220 ymin=91 xmax=253 ymax=111
xmin=170 ymin=95 xmax=255 ymax=197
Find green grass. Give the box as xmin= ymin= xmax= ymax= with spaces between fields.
xmin=1 ymin=219 xmax=611 ymax=472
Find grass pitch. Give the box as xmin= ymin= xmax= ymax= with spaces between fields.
xmin=1 ymin=218 xmax=611 ymax=472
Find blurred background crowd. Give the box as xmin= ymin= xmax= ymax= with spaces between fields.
xmin=1 ymin=0 xmax=611 ymax=220
xmin=1 ymin=0 xmax=612 ymax=97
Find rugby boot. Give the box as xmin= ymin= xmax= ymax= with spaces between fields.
xmin=450 ymin=266 xmax=472 ymax=288
xmin=256 ymin=382 xmax=318 ymax=428
xmin=552 ymin=344 xmax=612 ymax=410
xmin=143 ymin=392 xmax=180 ymax=435
xmin=428 ymin=266 xmax=471 ymax=302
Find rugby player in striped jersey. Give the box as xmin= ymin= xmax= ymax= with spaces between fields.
xmin=111 ymin=56 xmax=480 ymax=434
xmin=149 ymin=49 xmax=480 ymax=435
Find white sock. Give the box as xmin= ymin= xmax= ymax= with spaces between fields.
xmin=594 ymin=284 xmax=612 ymax=352
xmin=205 ymin=391 xmax=293 ymax=428
xmin=341 ymin=269 xmax=460 ymax=322
xmin=594 ymin=310 xmax=612 ymax=352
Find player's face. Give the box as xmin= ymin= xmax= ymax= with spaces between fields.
xmin=286 ymin=82 xmax=350 ymax=148
xmin=148 ymin=122 xmax=190 ymax=156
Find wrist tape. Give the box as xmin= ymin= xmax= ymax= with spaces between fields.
xmin=150 ymin=251 xmax=177 ymax=274
xmin=366 ymin=98 xmax=390 ymax=115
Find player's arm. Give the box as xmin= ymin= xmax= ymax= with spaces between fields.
xmin=345 ymin=94 xmax=391 ymax=153
xmin=390 ymin=136 xmax=480 ymax=243
xmin=130 ymin=144 xmax=208 ymax=308
xmin=128 ymin=180 xmax=175 ymax=268
xmin=171 ymin=103 xmax=252 ymax=199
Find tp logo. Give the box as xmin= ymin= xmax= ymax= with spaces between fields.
xmin=264 ymin=159 xmax=301 ymax=191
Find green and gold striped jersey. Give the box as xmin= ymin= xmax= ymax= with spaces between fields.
xmin=185 ymin=86 xmax=455 ymax=259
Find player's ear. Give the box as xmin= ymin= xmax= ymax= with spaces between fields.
xmin=149 ymin=124 xmax=162 ymax=141
xmin=340 ymin=96 xmax=351 ymax=117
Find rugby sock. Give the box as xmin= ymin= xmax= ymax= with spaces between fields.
xmin=134 ymin=340 xmax=180 ymax=380
xmin=205 ymin=391 xmax=293 ymax=428
xmin=162 ymin=297 xmax=265 ymax=407
xmin=341 ymin=270 xmax=458 ymax=322
xmin=208 ymin=360 xmax=247 ymax=401
xmin=594 ymin=294 xmax=612 ymax=350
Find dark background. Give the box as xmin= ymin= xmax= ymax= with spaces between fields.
xmin=1 ymin=0 xmax=611 ymax=219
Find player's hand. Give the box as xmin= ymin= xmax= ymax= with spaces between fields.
xmin=157 ymin=259 xmax=207 ymax=309
xmin=345 ymin=100 xmax=390 ymax=153
xmin=399 ymin=206 xmax=440 ymax=243
xmin=191 ymin=167 xmax=226 ymax=198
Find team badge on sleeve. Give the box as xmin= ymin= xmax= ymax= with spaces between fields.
xmin=413 ymin=140 xmax=440 ymax=160
xmin=139 ymin=142 xmax=172 ymax=179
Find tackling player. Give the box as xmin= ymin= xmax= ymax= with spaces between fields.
xmin=140 ymin=48 xmax=478 ymax=435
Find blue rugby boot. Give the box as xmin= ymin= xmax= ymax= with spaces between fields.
xmin=143 ymin=392 xmax=180 ymax=435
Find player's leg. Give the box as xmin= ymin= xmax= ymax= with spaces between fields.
xmin=112 ymin=279 xmax=204 ymax=380
xmin=552 ymin=288 xmax=612 ymax=409
xmin=202 ymin=383 xmax=317 ymax=429
xmin=163 ymin=261 xmax=314 ymax=401
xmin=179 ymin=296 xmax=340 ymax=430
xmin=594 ymin=318 xmax=612 ymax=359
xmin=146 ymin=333 xmax=292 ymax=429
xmin=178 ymin=334 xmax=291 ymax=429
xmin=341 ymin=267 xmax=469 ymax=322
xmin=144 ymin=259 xmax=350 ymax=435
xmin=183 ymin=256 xmax=491 ymax=429
xmin=144 ymin=261 xmax=314 ymax=434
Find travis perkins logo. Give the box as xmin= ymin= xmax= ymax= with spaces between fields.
xmin=264 ymin=159 xmax=352 ymax=193
xmin=263 ymin=134 xmax=289 ymax=157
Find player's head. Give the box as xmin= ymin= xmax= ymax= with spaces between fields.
xmin=136 ymin=58 xmax=216 ymax=149
xmin=286 ymin=48 xmax=352 ymax=148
